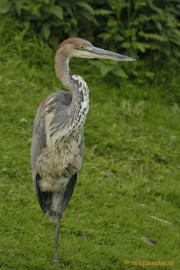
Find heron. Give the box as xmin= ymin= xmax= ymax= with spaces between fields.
xmin=31 ymin=37 xmax=135 ymax=262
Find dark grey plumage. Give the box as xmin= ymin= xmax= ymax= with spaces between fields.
xmin=31 ymin=91 xmax=84 ymax=217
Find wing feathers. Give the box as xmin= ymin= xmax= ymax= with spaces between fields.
xmin=62 ymin=174 xmax=78 ymax=212
xmin=35 ymin=173 xmax=47 ymax=213
xmin=31 ymin=91 xmax=83 ymax=216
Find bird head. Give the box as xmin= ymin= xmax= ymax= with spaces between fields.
xmin=56 ymin=37 xmax=135 ymax=62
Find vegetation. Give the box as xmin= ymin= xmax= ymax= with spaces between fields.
xmin=0 ymin=1 xmax=179 ymax=269
xmin=0 ymin=0 xmax=180 ymax=80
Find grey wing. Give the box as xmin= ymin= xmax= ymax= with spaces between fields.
xmin=62 ymin=131 xmax=84 ymax=212
xmin=31 ymin=90 xmax=83 ymax=213
xmin=31 ymin=98 xmax=47 ymax=211
xmin=31 ymin=91 xmax=72 ymax=211
xmin=31 ymin=103 xmax=46 ymax=181
xmin=31 ymin=90 xmax=73 ymax=175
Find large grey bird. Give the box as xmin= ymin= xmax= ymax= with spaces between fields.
xmin=31 ymin=37 xmax=135 ymax=262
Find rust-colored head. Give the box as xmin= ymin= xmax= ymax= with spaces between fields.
xmin=56 ymin=38 xmax=93 ymax=57
xmin=55 ymin=37 xmax=135 ymax=60
xmin=58 ymin=38 xmax=92 ymax=49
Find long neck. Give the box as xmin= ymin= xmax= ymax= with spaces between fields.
xmin=55 ymin=53 xmax=72 ymax=92
xmin=55 ymin=53 xmax=89 ymax=137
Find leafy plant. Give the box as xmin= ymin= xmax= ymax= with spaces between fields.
xmin=96 ymin=0 xmax=180 ymax=65
xmin=0 ymin=0 xmax=179 ymax=82
xmin=0 ymin=0 xmax=97 ymax=48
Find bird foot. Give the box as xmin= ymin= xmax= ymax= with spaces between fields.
xmin=68 ymin=162 xmax=80 ymax=174
xmin=62 ymin=163 xmax=79 ymax=178
xmin=53 ymin=258 xmax=59 ymax=263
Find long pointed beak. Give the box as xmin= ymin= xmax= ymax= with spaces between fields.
xmin=91 ymin=47 xmax=135 ymax=61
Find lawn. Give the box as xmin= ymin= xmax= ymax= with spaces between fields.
xmin=0 ymin=39 xmax=179 ymax=270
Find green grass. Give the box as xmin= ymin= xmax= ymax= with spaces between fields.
xmin=0 ymin=37 xmax=180 ymax=270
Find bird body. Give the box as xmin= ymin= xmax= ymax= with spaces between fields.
xmin=31 ymin=84 xmax=87 ymax=218
xmin=31 ymin=37 xmax=135 ymax=262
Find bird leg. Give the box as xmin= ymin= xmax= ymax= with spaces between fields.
xmin=53 ymin=192 xmax=64 ymax=263
xmin=53 ymin=163 xmax=79 ymax=263
xmin=54 ymin=213 xmax=62 ymax=263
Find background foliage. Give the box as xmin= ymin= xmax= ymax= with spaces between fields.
xmin=0 ymin=0 xmax=180 ymax=82
xmin=0 ymin=1 xmax=180 ymax=269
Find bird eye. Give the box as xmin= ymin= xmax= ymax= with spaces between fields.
xmin=78 ymin=45 xmax=85 ymax=49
